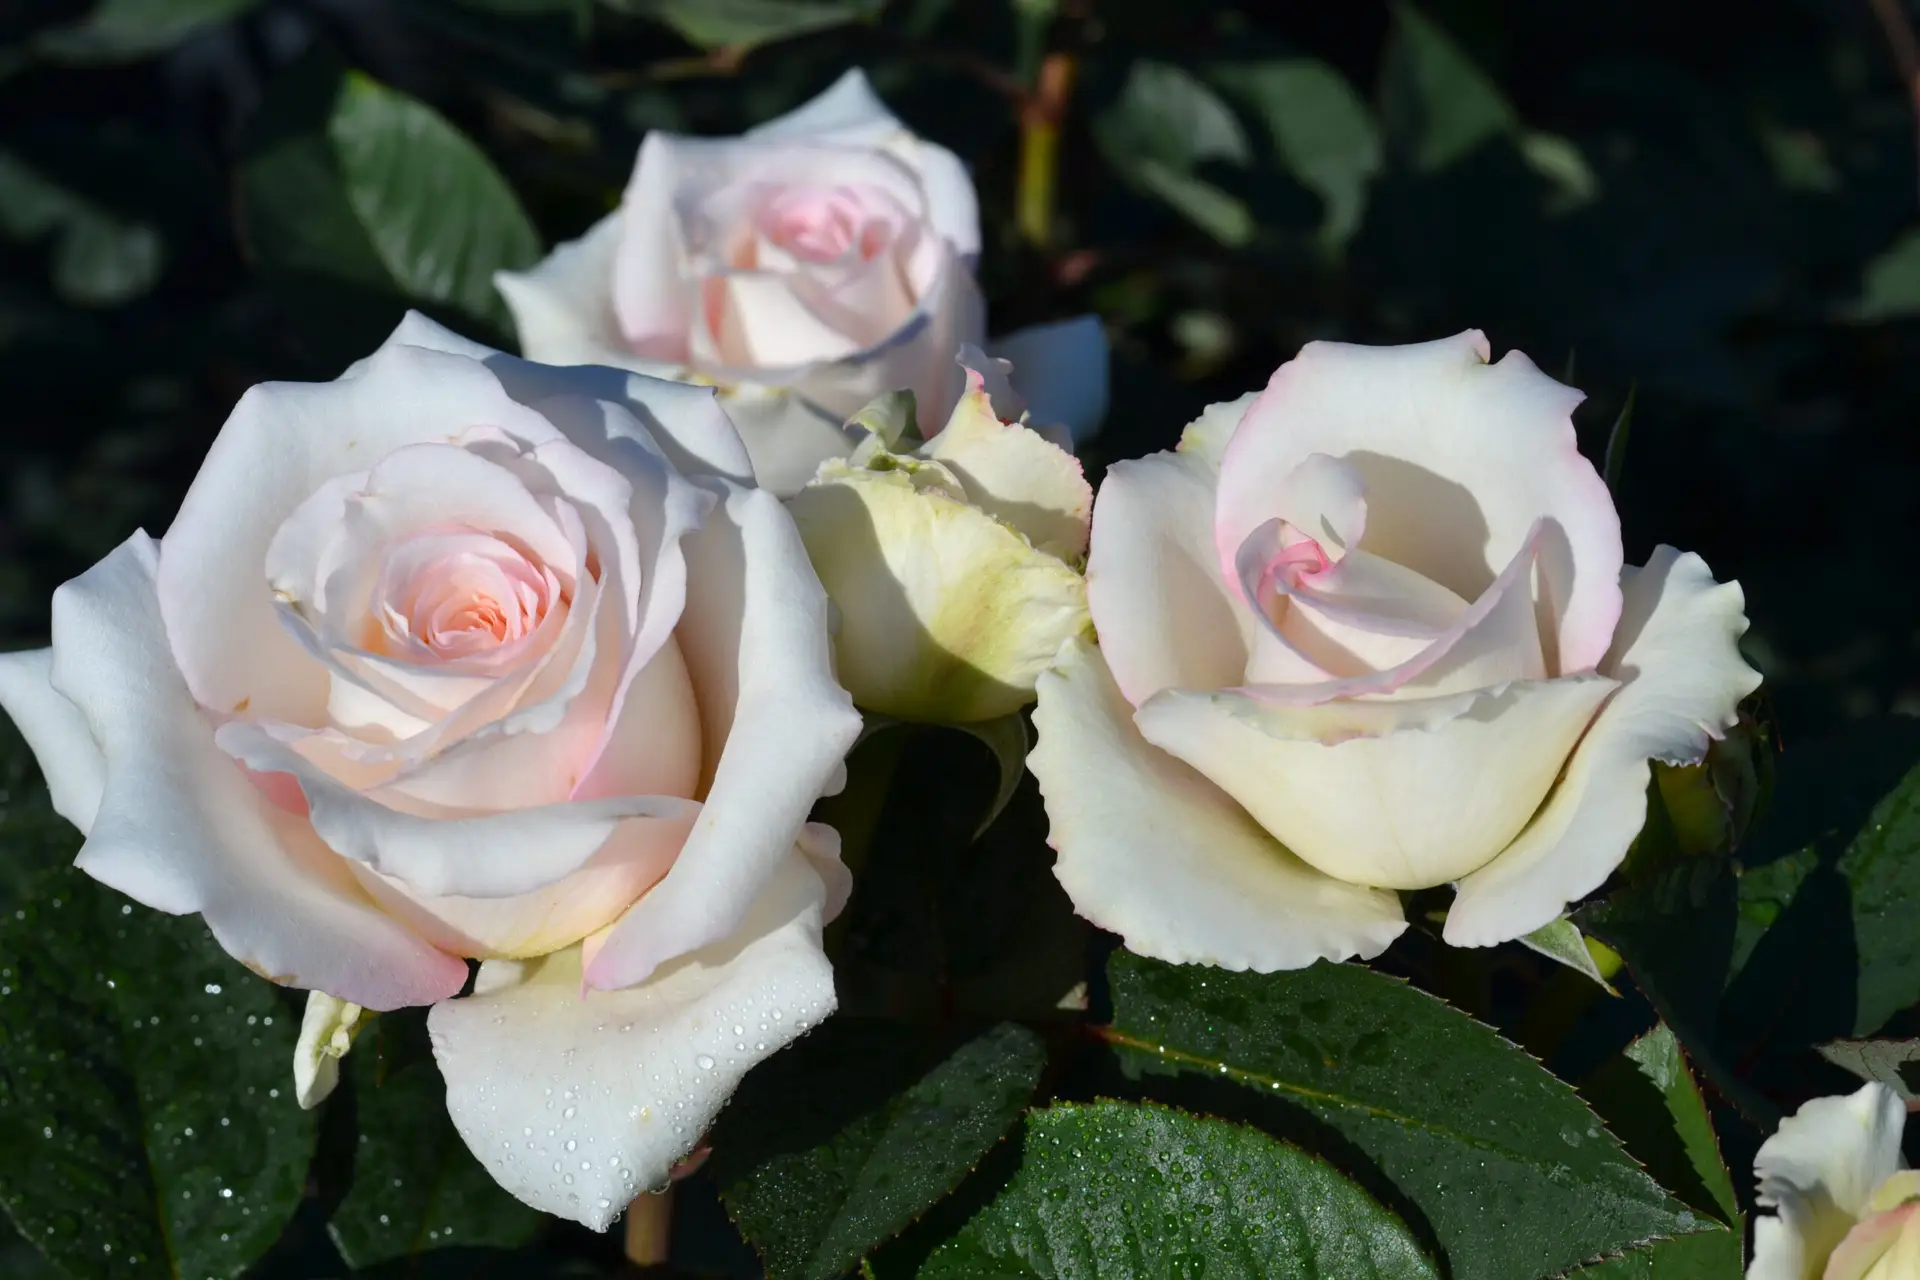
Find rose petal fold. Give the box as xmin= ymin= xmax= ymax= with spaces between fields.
xmin=428 ymin=851 xmax=837 ymax=1229
xmin=379 ymin=311 xmax=756 ymax=487
xmin=1135 ymin=676 xmax=1616 ymax=891
xmin=51 ymin=534 xmax=467 ymax=1010
xmin=747 ymin=68 xmax=981 ymax=261
xmin=1216 ymin=331 xmax=1622 ymax=676
xmin=1031 ymin=636 xmax=1405 ymax=970
xmin=1748 ymin=1083 xmax=1909 ymax=1276
xmin=0 ymin=646 xmax=104 ymax=832
xmin=920 ymin=363 xmax=1092 ymax=562
xmin=987 ymin=315 xmax=1110 ymax=444
xmin=1445 ymin=547 xmax=1762 ymax=946
xmin=786 ymin=461 xmax=1090 ymax=722
xmin=1085 ymin=450 xmax=1254 ymax=707
xmin=585 ymin=482 xmax=859 ymax=990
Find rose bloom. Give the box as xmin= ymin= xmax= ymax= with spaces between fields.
xmin=1029 ymin=331 xmax=1761 ymax=967
xmin=495 ymin=68 xmax=1106 ymax=495
xmin=1750 ymin=1083 xmax=1920 ymax=1280
xmin=0 ymin=313 xmax=860 ymax=1227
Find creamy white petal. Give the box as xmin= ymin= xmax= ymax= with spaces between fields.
xmin=0 ymin=646 xmax=104 ymax=832
xmin=1743 ymin=1084 xmax=1908 ymax=1278
xmin=293 ymin=991 xmax=365 ymax=1109
xmin=428 ymin=852 xmax=837 ymax=1229
xmin=213 ymin=719 xmax=696 ymax=900
xmin=786 ymin=462 xmax=1090 ymax=722
xmin=52 ymin=534 xmax=467 ymax=1010
xmin=378 ymin=311 xmax=756 ymax=487
xmin=586 ymin=482 xmax=859 ymax=990
xmin=1031 ymin=637 xmax=1405 ymax=970
xmin=1085 ymin=450 xmax=1253 ymax=706
xmin=1446 ymin=548 xmax=1762 ymax=945
xmin=496 ymin=212 xmax=628 ymax=367
xmin=921 ymin=364 xmax=1092 ymax=562
xmin=1176 ymin=392 xmax=1258 ymax=466
xmin=1137 ymin=676 xmax=1615 ymax=891
xmin=988 ymin=315 xmax=1110 ymax=444
xmin=722 ymin=386 xmax=859 ymax=498
xmin=1759 ymin=1084 xmax=1906 ymax=1223
xmin=1215 ymin=332 xmax=1623 ymax=676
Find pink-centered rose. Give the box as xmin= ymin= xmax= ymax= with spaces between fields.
xmin=1029 ymin=332 xmax=1762 ymax=968
xmin=0 ymin=313 xmax=860 ymax=1227
xmin=495 ymin=69 xmax=1107 ymax=495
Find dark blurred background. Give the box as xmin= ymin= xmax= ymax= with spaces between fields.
xmin=1 ymin=0 xmax=1916 ymax=731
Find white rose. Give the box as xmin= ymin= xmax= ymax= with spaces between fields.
xmin=495 ymin=68 xmax=1107 ymax=495
xmin=0 ymin=312 xmax=860 ymax=1228
xmin=1028 ymin=331 xmax=1762 ymax=969
xmin=1749 ymin=1083 xmax=1919 ymax=1280
xmin=787 ymin=347 xmax=1093 ymax=723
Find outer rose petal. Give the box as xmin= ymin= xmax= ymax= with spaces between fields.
xmin=0 ymin=647 xmax=104 ymax=832
xmin=747 ymin=68 xmax=982 ymax=261
xmin=987 ymin=315 xmax=1110 ymax=445
xmin=1031 ymin=637 xmax=1405 ymax=970
xmin=1176 ymin=391 xmax=1258 ymax=466
xmin=1748 ymin=1211 xmax=1812 ymax=1280
xmin=921 ymin=365 xmax=1093 ymax=562
xmin=1445 ymin=548 xmax=1762 ymax=946
xmin=1827 ymin=1201 xmax=1920 ymax=1280
xmin=1086 ymin=450 xmax=1254 ymax=707
xmin=1135 ymin=676 xmax=1616 ymax=891
xmin=786 ymin=462 xmax=1091 ymax=722
xmin=1759 ymin=1084 xmax=1907 ymax=1227
xmin=1216 ymin=331 xmax=1623 ymax=676
xmin=292 ymin=991 xmax=364 ymax=1109
xmin=50 ymin=534 xmax=467 ymax=1010
xmin=381 ymin=311 xmax=756 ymax=487
xmin=429 ymin=852 xmax=837 ymax=1229
xmin=495 ymin=213 xmax=663 ymax=376
xmin=719 ymin=386 xmax=862 ymax=498
xmin=585 ymin=482 xmax=860 ymax=990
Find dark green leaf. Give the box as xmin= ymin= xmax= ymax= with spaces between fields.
xmin=0 ymin=151 xmax=163 ymax=307
xmin=1211 ymin=60 xmax=1381 ymax=248
xmin=953 ymin=714 xmax=1030 ymax=839
xmin=605 ymin=0 xmax=884 ymax=49
xmin=35 ymin=0 xmax=260 ymax=64
xmin=1105 ymin=953 xmax=1704 ymax=1280
xmin=1853 ymin=228 xmax=1920 ymax=322
xmin=327 ymin=72 xmax=541 ymax=330
xmin=1378 ymin=3 xmax=1517 ymax=173
xmin=713 ymin=1021 xmax=1044 ymax=1280
xmin=1583 ymin=1024 xmax=1739 ymax=1231
xmin=238 ymin=62 xmax=539 ymax=337
xmin=327 ymin=1009 xmax=543 ymax=1268
xmin=1604 ymin=383 xmax=1637 ymax=494
xmin=0 ymin=865 xmax=317 ymax=1279
xmin=918 ymin=1100 xmax=1440 ymax=1280
xmin=1834 ymin=757 xmax=1920 ymax=1035
xmin=1094 ymin=62 xmax=1255 ymax=246
xmin=1564 ymin=1229 xmax=1743 ymax=1279
xmin=1623 ymin=1027 xmax=1739 ymax=1223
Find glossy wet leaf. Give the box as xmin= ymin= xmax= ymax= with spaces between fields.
xmin=712 ymin=1021 xmax=1045 ymax=1280
xmin=918 ymin=1100 xmax=1440 ymax=1280
xmin=0 ymin=864 xmax=317 ymax=1279
xmin=1105 ymin=952 xmax=1705 ymax=1280
xmin=327 ymin=1008 xmax=542 ymax=1268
